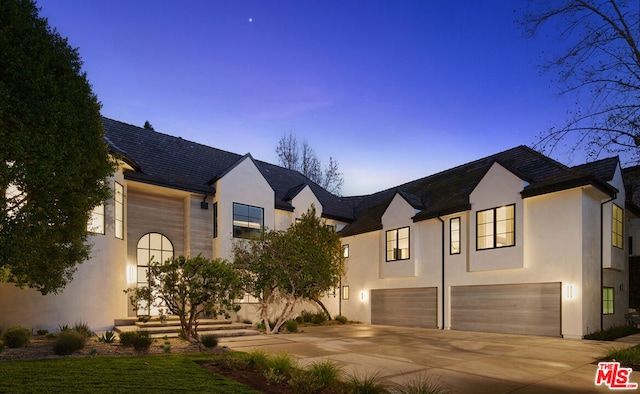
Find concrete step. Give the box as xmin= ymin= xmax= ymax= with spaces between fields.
xmin=113 ymin=317 xmax=260 ymax=339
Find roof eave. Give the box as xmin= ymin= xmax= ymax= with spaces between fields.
xmin=521 ymin=176 xmax=617 ymax=199
xmin=124 ymin=172 xmax=216 ymax=195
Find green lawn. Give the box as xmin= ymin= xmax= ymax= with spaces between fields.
xmin=0 ymin=354 xmax=260 ymax=393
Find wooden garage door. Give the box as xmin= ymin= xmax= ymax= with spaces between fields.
xmin=371 ymin=287 xmax=437 ymax=328
xmin=451 ymin=283 xmax=561 ymax=337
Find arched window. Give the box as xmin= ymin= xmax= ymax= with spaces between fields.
xmin=136 ymin=233 xmax=173 ymax=315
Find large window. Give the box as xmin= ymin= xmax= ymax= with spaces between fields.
xmin=612 ymin=204 xmax=624 ymax=249
xmin=603 ymin=286 xmax=615 ymax=315
xmin=386 ymin=227 xmax=410 ymax=261
xmin=233 ymin=202 xmax=263 ymax=239
xmin=477 ymin=204 xmax=515 ymax=250
xmin=114 ymin=182 xmax=124 ymax=239
xmin=450 ymin=217 xmax=461 ymax=255
xmin=87 ymin=204 xmax=105 ymax=234
xmin=136 ymin=233 xmax=173 ymax=316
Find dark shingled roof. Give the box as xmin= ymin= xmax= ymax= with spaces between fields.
xmin=102 ymin=118 xmax=620 ymax=237
xmin=102 ymin=117 xmax=353 ymax=221
xmin=339 ymin=146 xmax=618 ymax=237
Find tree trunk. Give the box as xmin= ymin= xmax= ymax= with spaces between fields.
xmin=310 ymin=296 xmax=332 ymax=320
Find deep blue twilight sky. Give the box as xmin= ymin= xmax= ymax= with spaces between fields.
xmin=37 ymin=1 xmax=579 ymax=196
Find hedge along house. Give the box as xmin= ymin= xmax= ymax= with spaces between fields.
xmin=0 ymin=118 xmax=634 ymax=338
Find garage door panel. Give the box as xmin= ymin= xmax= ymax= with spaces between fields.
xmin=451 ymin=283 xmax=561 ymax=337
xmin=371 ymin=287 xmax=437 ymax=328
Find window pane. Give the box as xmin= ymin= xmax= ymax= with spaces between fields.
xmin=612 ymin=204 xmax=624 ymax=249
xmin=137 ymin=249 xmax=150 ymax=266
xmin=603 ymin=287 xmax=614 ymax=314
xmin=114 ymin=182 xmax=124 ymax=239
xmin=451 ymin=217 xmax=460 ymax=254
xmin=233 ymin=203 xmax=263 ymax=239
xmin=87 ymin=204 xmax=105 ymax=234
xmin=150 ymin=233 xmax=162 ymax=250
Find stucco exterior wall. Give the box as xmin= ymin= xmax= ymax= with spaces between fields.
xmin=214 ymin=157 xmax=275 ymax=261
xmin=0 ymin=170 xmax=129 ymax=331
xmin=468 ymin=163 xmax=524 ymax=271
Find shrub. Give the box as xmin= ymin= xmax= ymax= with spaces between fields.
xmin=606 ymin=345 xmax=640 ymax=366
xmin=246 ymin=350 xmax=269 ymax=370
xmin=346 ymin=371 xmax=388 ymax=394
xmin=584 ymin=325 xmax=640 ymax=341
xmin=120 ymin=330 xmax=152 ymax=350
xmin=53 ymin=330 xmax=86 ymax=355
xmin=335 ymin=315 xmax=348 ymax=324
xmin=388 ymin=374 xmax=450 ymax=394
xmin=200 ymin=334 xmax=218 ymax=348
xmin=284 ymin=319 xmax=298 ymax=333
xmin=2 ymin=326 xmax=31 ymax=348
xmin=45 ymin=332 xmax=58 ymax=339
xmin=311 ymin=312 xmax=327 ymax=325
xmin=58 ymin=324 xmax=70 ymax=332
xmin=0 ymin=340 xmax=4 ymax=353
xmin=72 ymin=321 xmax=93 ymax=338
xmin=265 ymin=353 xmax=296 ymax=378
xmin=99 ymin=330 xmax=116 ymax=344
xmin=300 ymin=310 xmax=314 ymax=323
xmin=291 ymin=359 xmax=343 ymax=392
xmin=36 ymin=329 xmax=49 ymax=336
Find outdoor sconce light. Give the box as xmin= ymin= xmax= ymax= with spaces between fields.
xmin=126 ymin=265 xmax=136 ymax=285
xmin=565 ymin=285 xmax=573 ymax=299
xmin=360 ymin=290 xmax=367 ymax=301
xmin=201 ymin=194 xmax=209 ymax=210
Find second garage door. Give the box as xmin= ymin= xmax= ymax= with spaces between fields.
xmin=451 ymin=282 xmax=561 ymax=337
xmin=371 ymin=287 xmax=437 ymax=328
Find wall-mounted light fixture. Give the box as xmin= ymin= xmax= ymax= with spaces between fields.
xmin=201 ymin=194 xmax=209 ymax=210
xmin=127 ymin=265 xmax=136 ymax=285
xmin=565 ymin=285 xmax=573 ymax=299
xmin=360 ymin=290 xmax=367 ymax=301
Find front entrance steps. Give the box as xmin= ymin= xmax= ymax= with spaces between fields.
xmin=113 ymin=316 xmax=260 ymax=339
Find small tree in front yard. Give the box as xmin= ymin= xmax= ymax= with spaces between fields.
xmin=126 ymin=255 xmax=242 ymax=343
xmin=233 ymin=206 xmax=345 ymax=334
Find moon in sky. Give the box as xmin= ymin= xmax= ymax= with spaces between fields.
xmin=249 ymin=18 xmax=253 ymax=22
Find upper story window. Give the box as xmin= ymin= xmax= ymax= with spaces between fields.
xmin=114 ymin=182 xmax=124 ymax=239
xmin=477 ymin=204 xmax=515 ymax=250
xmin=87 ymin=204 xmax=105 ymax=234
xmin=233 ymin=202 xmax=263 ymax=239
xmin=612 ymin=204 xmax=623 ymax=249
xmin=450 ymin=217 xmax=461 ymax=255
xmin=386 ymin=226 xmax=410 ymax=261
xmin=213 ymin=202 xmax=218 ymax=238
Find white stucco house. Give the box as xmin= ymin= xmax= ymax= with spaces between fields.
xmin=0 ymin=118 xmax=636 ymax=339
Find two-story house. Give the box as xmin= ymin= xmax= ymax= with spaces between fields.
xmin=0 ymin=118 xmax=632 ymax=339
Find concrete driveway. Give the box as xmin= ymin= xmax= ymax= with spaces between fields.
xmin=219 ymin=324 xmax=640 ymax=393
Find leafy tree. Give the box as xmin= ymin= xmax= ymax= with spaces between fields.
xmin=143 ymin=120 xmax=154 ymax=130
xmin=521 ymin=0 xmax=640 ymax=162
xmin=233 ymin=206 xmax=345 ymax=334
xmin=276 ymin=131 xmax=344 ymax=195
xmin=0 ymin=0 xmax=114 ymax=294
xmin=126 ymin=255 xmax=242 ymax=343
